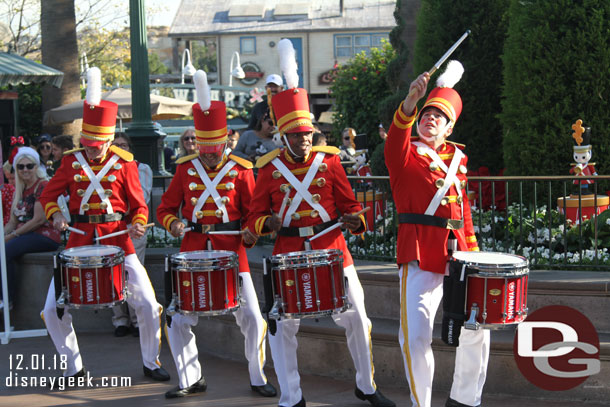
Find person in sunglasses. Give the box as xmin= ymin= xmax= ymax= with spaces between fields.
xmin=3 ymin=147 xmax=61 ymax=313
xmin=231 ymin=111 xmax=278 ymax=163
xmin=36 ymin=134 xmax=54 ymax=174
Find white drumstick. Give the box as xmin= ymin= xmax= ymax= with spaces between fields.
xmin=307 ymin=221 xmax=344 ymax=243
xmin=277 ymin=186 xmax=292 ymax=221
xmin=67 ymin=226 xmax=87 ymax=236
xmin=206 ymin=230 xmax=242 ymax=235
xmin=182 ymin=226 xmax=193 ymax=234
xmin=94 ymin=223 xmax=155 ymax=242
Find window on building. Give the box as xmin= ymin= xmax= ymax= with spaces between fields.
xmin=240 ymin=37 xmax=256 ymax=55
xmin=334 ymin=33 xmax=388 ymax=58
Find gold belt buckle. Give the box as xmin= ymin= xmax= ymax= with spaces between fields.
xmin=89 ymin=214 xmax=103 ymax=223
xmin=200 ymin=224 xmax=212 ymax=233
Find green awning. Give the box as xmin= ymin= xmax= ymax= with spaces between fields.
xmin=0 ymin=52 xmax=64 ymax=88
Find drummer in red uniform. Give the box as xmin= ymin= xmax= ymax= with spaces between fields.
xmin=384 ymin=63 xmax=487 ymax=407
xmin=247 ymin=80 xmax=395 ymax=407
xmin=39 ymin=67 xmax=170 ymax=382
xmin=156 ymin=70 xmax=277 ymax=399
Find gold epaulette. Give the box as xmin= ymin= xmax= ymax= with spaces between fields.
xmin=175 ymin=153 xmax=199 ymax=165
xmin=109 ymin=145 xmax=134 ymax=162
xmin=312 ymin=146 xmax=340 ymax=155
xmin=255 ymin=149 xmax=281 ymax=168
xmin=229 ymin=154 xmax=254 ymax=169
xmin=63 ymin=147 xmax=85 ymax=156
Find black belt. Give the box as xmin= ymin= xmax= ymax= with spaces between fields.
xmin=278 ymin=219 xmax=338 ymax=238
xmin=73 ymin=213 xmax=123 ymax=224
xmin=398 ymin=213 xmax=463 ymax=230
xmin=188 ymin=219 xmax=241 ymax=233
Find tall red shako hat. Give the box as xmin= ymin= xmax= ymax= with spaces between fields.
xmin=192 ymin=70 xmax=227 ymax=154
xmin=80 ymin=67 xmax=118 ymax=147
xmin=271 ymin=39 xmax=313 ymax=135
xmin=418 ymin=60 xmax=464 ymax=127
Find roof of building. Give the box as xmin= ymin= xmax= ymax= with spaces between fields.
xmin=170 ymin=0 xmax=396 ymax=37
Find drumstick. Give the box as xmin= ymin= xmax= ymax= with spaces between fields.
xmin=182 ymin=226 xmax=193 ymax=234
xmin=307 ymin=221 xmax=344 ymax=243
xmin=352 ymin=207 xmax=371 ymax=216
xmin=94 ymin=223 xmax=155 ymax=241
xmin=277 ymin=186 xmax=292 ymax=221
xmin=67 ymin=226 xmax=87 ymax=236
xmin=206 ymin=230 xmax=242 ymax=235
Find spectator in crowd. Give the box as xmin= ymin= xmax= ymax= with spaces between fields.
xmin=110 ymin=132 xmax=153 ymax=337
xmin=247 ymin=74 xmax=284 ymax=130
xmin=36 ymin=134 xmax=54 ymax=174
xmin=232 ymin=111 xmax=278 ymax=163
xmin=2 ymin=147 xmax=60 ymax=312
xmin=226 ymin=128 xmax=240 ymax=154
xmin=2 ymin=161 xmax=15 ymax=225
xmin=50 ymin=135 xmax=75 ymax=176
xmin=312 ymin=132 xmax=327 ymax=147
xmin=178 ymin=128 xmax=198 ymax=158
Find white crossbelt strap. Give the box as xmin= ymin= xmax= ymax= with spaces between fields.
xmin=75 ymin=152 xmax=120 ymax=215
xmin=271 ymin=153 xmax=330 ymax=227
xmin=191 ymin=158 xmax=236 ymax=223
xmin=412 ymin=142 xmax=464 ymax=216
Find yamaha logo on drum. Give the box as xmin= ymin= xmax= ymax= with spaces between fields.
xmin=84 ymin=272 xmax=94 ymax=303
xmin=302 ymin=272 xmax=314 ymax=309
xmin=507 ymin=282 xmax=516 ymax=320
xmin=197 ymin=275 xmax=208 ymax=309
xmin=197 ymin=275 xmax=206 ymax=283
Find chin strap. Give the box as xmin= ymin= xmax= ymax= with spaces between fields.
xmin=283 ymin=134 xmax=303 ymax=159
xmin=416 ymin=121 xmax=453 ymax=143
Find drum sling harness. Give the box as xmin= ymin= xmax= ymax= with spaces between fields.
xmin=190 ymin=158 xmax=237 ymax=224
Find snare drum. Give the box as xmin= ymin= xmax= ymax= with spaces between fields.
xmin=269 ymin=249 xmax=348 ymax=319
xmin=451 ymin=251 xmax=529 ymax=329
xmin=168 ymin=250 xmax=240 ymax=316
xmin=58 ymin=245 xmax=126 ymax=308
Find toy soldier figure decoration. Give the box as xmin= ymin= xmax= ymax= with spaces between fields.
xmin=569 ymin=119 xmax=597 ymax=196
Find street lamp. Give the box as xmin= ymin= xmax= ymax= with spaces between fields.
xmin=229 ymin=51 xmax=245 ymax=86
xmin=181 ymin=48 xmax=197 ymax=84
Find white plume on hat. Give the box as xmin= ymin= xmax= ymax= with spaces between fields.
xmin=194 ymin=70 xmax=211 ymax=111
xmin=85 ymin=67 xmax=102 ymax=106
xmin=436 ymin=60 xmax=464 ymax=88
xmin=278 ymin=39 xmax=299 ymax=89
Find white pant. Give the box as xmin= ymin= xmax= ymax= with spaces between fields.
xmin=270 ymin=265 xmax=377 ymax=407
xmin=165 ymin=272 xmax=269 ymax=390
xmin=42 ymin=253 xmax=164 ymax=376
xmin=112 ymin=234 xmax=147 ymax=328
xmin=398 ymin=262 xmax=490 ymax=407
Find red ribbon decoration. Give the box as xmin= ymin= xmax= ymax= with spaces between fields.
xmin=10 ymin=136 xmax=24 ymax=146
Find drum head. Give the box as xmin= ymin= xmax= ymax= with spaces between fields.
xmin=452 ymin=251 xmax=528 ymax=275
xmin=61 ymin=245 xmax=123 ymax=258
xmin=170 ymin=250 xmax=237 ymax=271
xmin=271 ymin=249 xmax=343 ymax=269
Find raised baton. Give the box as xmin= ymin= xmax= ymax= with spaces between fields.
xmin=408 ymin=29 xmax=471 ymax=96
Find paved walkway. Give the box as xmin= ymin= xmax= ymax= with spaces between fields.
xmin=1 ymin=331 xmax=607 ymax=407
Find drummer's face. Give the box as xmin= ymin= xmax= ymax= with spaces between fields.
xmin=200 ymin=150 xmax=223 ymax=168
xmin=84 ymin=141 xmax=110 ymax=161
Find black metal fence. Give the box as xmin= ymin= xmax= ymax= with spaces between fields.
xmin=146 ymin=174 xmax=610 ymax=271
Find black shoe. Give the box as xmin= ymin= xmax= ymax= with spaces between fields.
xmin=165 ymin=376 xmax=207 ymax=398
xmin=143 ymin=365 xmax=170 ymax=381
xmin=289 ymin=397 xmax=306 ymax=407
xmin=130 ymin=325 xmax=139 ymax=337
xmin=114 ymin=325 xmax=129 ymax=337
xmin=355 ymin=387 xmax=396 ymax=407
xmin=251 ymin=382 xmax=277 ymax=397
xmin=446 ymin=397 xmax=480 ymax=407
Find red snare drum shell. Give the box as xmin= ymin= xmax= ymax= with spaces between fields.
xmin=271 ymin=249 xmax=347 ymax=318
xmin=466 ymin=273 xmax=528 ymax=326
xmin=175 ymin=268 xmax=239 ymax=312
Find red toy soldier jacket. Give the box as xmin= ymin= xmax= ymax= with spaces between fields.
xmin=385 ymin=103 xmax=479 ymax=275
xmin=156 ymin=153 xmax=255 ymax=273
xmin=40 ymin=146 xmax=148 ymax=254
xmin=247 ymin=146 xmax=366 ymax=268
